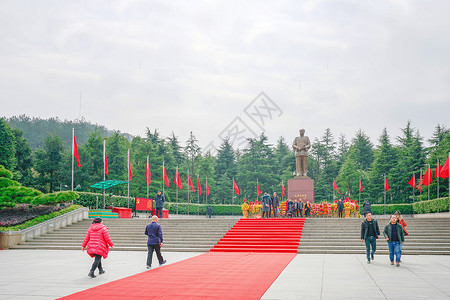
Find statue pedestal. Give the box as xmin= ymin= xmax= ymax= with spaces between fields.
xmin=288 ymin=176 xmax=315 ymax=203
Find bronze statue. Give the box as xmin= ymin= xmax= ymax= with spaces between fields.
xmin=292 ymin=129 xmax=311 ymax=176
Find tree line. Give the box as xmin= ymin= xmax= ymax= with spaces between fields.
xmin=1 ymin=116 xmax=449 ymax=204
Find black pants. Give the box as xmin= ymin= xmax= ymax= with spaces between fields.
xmin=156 ymin=208 xmax=163 ymax=218
xmin=147 ymin=244 xmax=164 ymax=267
xmin=299 ymin=209 xmax=303 ymax=217
xmin=90 ymin=254 xmax=103 ymax=273
xmin=262 ymin=211 xmax=269 ymax=218
xmin=273 ymin=207 xmax=278 ymax=218
xmin=365 ymin=236 xmax=377 ymax=261
xmin=338 ymin=210 xmax=343 ymax=218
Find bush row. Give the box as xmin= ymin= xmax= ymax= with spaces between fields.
xmin=164 ymin=202 xmax=242 ymax=216
xmin=0 ymin=205 xmax=82 ymax=231
xmin=370 ymin=203 xmax=414 ymax=215
xmin=412 ymin=197 xmax=449 ymax=214
xmin=75 ymin=192 xmax=130 ymax=208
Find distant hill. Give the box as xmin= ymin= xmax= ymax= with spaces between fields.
xmin=5 ymin=115 xmax=134 ymax=149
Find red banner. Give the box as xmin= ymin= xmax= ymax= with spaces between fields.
xmin=136 ymin=197 xmax=153 ymax=211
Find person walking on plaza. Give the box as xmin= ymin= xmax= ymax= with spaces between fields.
xmin=337 ymin=199 xmax=344 ymax=218
xmin=305 ymin=201 xmax=311 ymax=217
xmin=262 ymin=192 xmax=271 ymax=218
xmin=298 ymin=200 xmax=304 ymax=217
xmin=383 ymin=215 xmax=405 ymax=267
xmin=360 ymin=212 xmax=380 ymax=264
xmin=154 ymin=190 xmax=165 ymax=218
xmin=82 ymin=217 xmax=114 ymax=278
xmin=207 ymin=205 xmax=213 ymax=218
xmin=362 ymin=199 xmax=372 ymax=217
xmin=271 ymin=192 xmax=279 ymax=218
xmin=395 ymin=210 xmax=408 ymax=261
xmin=145 ymin=215 xmax=166 ymax=269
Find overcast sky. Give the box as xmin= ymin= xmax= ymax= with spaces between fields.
xmin=1 ymin=0 xmax=449 ymax=153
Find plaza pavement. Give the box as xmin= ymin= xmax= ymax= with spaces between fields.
xmin=1 ymin=250 xmax=450 ymax=299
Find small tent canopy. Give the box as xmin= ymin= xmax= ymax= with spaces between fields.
xmin=89 ymin=180 xmax=129 ymax=190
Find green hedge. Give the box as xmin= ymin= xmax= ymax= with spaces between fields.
xmin=371 ymin=203 xmax=414 ymax=215
xmin=75 ymin=192 xmax=130 ymax=208
xmin=413 ymin=197 xmax=450 ymax=214
xmin=164 ymin=202 xmax=241 ymax=215
xmin=0 ymin=165 xmax=13 ymax=179
xmin=32 ymin=191 xmax=79 ymax=205
xmin=0 ymin=205 xmax=82 ymax=231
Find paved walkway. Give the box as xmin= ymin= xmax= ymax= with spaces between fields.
xmin=1 ymin=250 xmax=450 ymax=299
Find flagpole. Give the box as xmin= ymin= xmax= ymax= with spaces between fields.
xmin=162 ymin=161 xmax=165 ymax=197
xmin=127 ymin=149 xmax=130 ymax=209
xmin=71 ymin=128 xmax=74 ymax=191
xmin=437 ymin=158 xmax=440 ymax=198
xmin=420 ymin=168 xmax=423 ymax=196
xmin=197 ymin=174 xmax=200 ymax=215
xmin=146 ymin=156 xmax=149 ymax=199
xmin=427 ymin=164 xmax=430 ymax=201
xmin=206 ymin=176 xmax=208 ymax=205
xmin=359 ymin=176 xmax=361 ymax=203
xmin=448 ymin=152 xmax=450 ymax=213
xmin=384 ymin=174 xmax=386 ymax=215
xmin=412 ymin=172 xmax=415 ymax=204
xmin=187 ymin=170 xmax=190 ymax=215
xmin=232 ymin=177 xmax=235 ymax=204
xmin=103 ymin=140 xmax=106 ymax=209
xmin=333 ymin=179 xmax=335 ymax=200
xmin=176 ymin=166 xmax=179 ymax=216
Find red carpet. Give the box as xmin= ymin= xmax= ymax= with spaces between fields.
xmin=59 ymin=252 xmax=295 ymax=300
xmin=211 ymin=218 xmax=305 ymax=253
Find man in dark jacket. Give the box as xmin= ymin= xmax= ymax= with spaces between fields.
xmin=271 ymin=192 xmax=279 ymax=218
xmin=383 ymin=215 xmax=405 ymax=267
xmin=207 ymin=206 xmax=213 ymax=218
xmin=337 ymin=199 xmax=344 ymax=218
xmin=154 ymin=191 xmax=165 ymax=218
xmin=262 ymin=193 xmax=271 ymax=218
xmin=362 ymin=199 xmax=371 ymax=217
xmin=298 ymin=200 xmax=304 ymax=217
xmin=286 ymin=199 xmax=294 ymax=217
xmin=145 ymin=215 xmax=166 ymax=269
xmin=360 ymin=212 xmax=380 ymax=264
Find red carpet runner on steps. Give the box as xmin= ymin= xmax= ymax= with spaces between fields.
xmin=60 ymin=219 xmax=304 ymax=299
xmin=211 ymin=218 xmax=305 ymax=253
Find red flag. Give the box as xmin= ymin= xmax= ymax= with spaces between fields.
xmin=256 ymin=181 xmax=262 ymax=198
xmin=440 ymin=157 xmax=449 ymax=179
xmin=434 ymin=162 xmax=441 ymax=178
xmin=408 ymin=174 xmax=416 ymax=189
xmin=104 ymin=145 xmax=108 ymax=176
xmin=359 ymin=179 xmax=363 ymax=192
xmin=282 ymin=182 xmax=285 ymax=197
xmin=423 ymin=167 xmax=432 ymax=187
xmin=146 ymin=156 xmax=151 ymax=185
xmin=384 ymin=176 xmax=389 ymax=192
xmin=127 ymin=149 xmax=132 ymax=180
xmin=333 ymin=180 xmax=341 ymax=194
xmin=188 ymin=174 xmax=195 ymax=192
xmin=233 ymin=179 xmax=240 ymax=195
xmin=73 ymin=134 xmax=81 ymax=167
xmin=206 ymin=179 xmax=210 ymax=196
xmin=197 ymin=176 xmax=202 ymax=195
xmin=418 ymin=172 xmax=422 ymax=192
xmin=174 ymin=169 xmax=183 ymax=190
xmin=163 ymin=164 xmax=169 ymax=187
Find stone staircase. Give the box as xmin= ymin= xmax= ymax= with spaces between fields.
xmin=12 ymin=218 xmax=238 ymax=252
xmin=298 ymin=217 xmax=450 ymax=255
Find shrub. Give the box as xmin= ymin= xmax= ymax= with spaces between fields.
xmin=0 ymin=177 xmax=19 ymax=189
xmin=371 ymin=203 xmax=414 ymax=215
xmin=75 ymin=192 xmax=130 ymax=208
xmin=413 ymin=197 xmax=450 ymax=214
xmin=164 ymin=202 xmax=241 ymax=215
xmin=0 ymin=205 xmax=81 ymax=231
xmin=32 ymin=191 xmax=79 ymax=205
xmin=0 ymin=165 xmax=13 ymax=179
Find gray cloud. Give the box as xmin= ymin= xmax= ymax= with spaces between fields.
xmin=1 ymin=0 xmax=449 ymax=149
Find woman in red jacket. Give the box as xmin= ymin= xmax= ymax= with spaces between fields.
xmin=82 ymin=217 xmax=114 ymax=278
